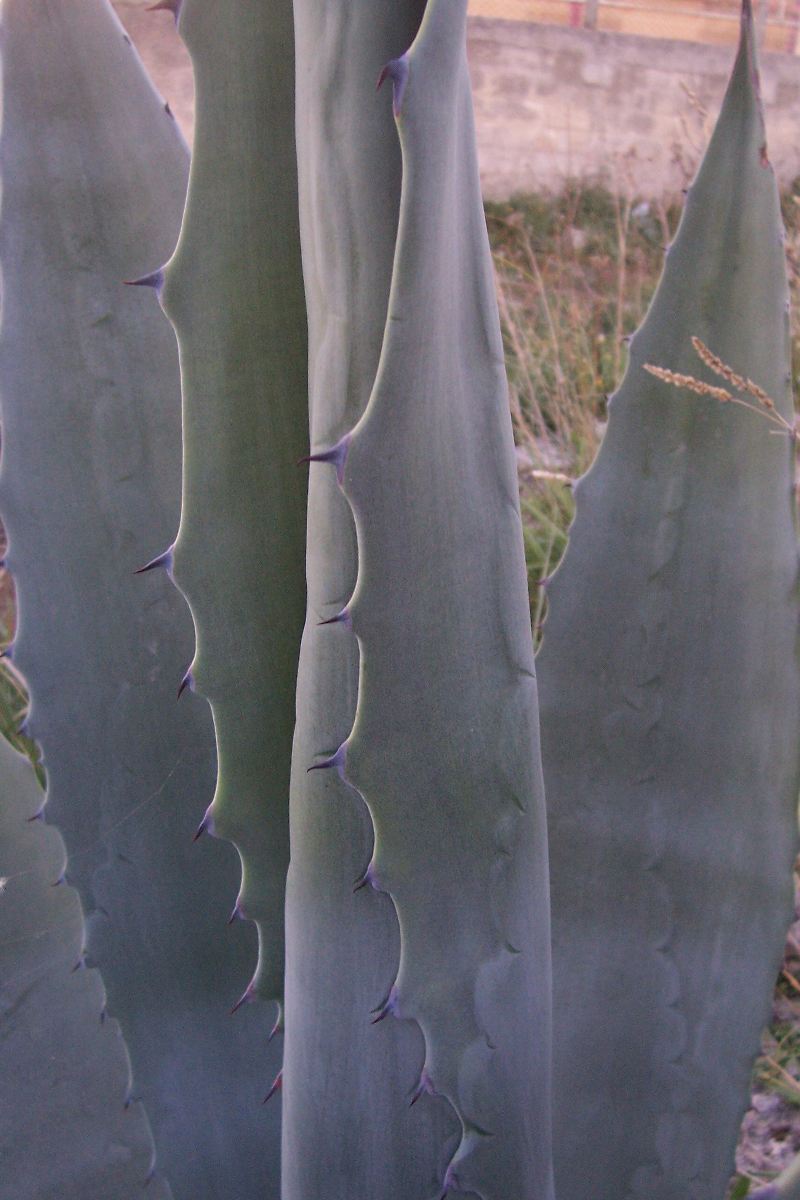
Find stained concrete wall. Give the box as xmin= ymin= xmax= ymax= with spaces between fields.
xmin=113 ymin=2 xmax=800 ymax=199
xmin=469 ymin=16 xmax=800 ymax=196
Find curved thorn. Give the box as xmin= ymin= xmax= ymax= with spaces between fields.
xmin=409 ymin=1068 xmax=434 ymax=1107
xmin=123 ymin=268 xmax=165 ymax=295
xmin=306 ymin=743 xmax=346 ymax=776
xmin=439 ymin=1165 xmax=459 ymax=1200
xmin=353 ymin=862 xmax=377 ymax=892
xmin=227 ymin=902 xmax=242 ymax=926
xmin=376 ymin=53 xmax=410 ymax=117
xmin=268 ymin=1012 xmax=284 ymax=1043
xmin=370 ymin=984 xmax=399 ymax=1025
xmin=0 ymin=644 xmax=13 ymax=661
xmin=177 ymin=668 xmax=194 ymax=700
xmin=317 ymin=606 xmax=351 ymax=629
xmin=135 ymin=547 xmax=174 ymax=576
xmin=192 ymin=808 xmax=215 ymax=842
xmin=27 ymin=807 xmax=45 ymax=823
xmin=230 ymin=980 xmax=255 ymax=1015
xmin=296 ymin=434 xmax=350 ymax=485
xmin=262 ymin=1069 xmax=283 ymax=1105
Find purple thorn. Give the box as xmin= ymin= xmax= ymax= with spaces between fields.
xmin=307 ymin=743 xmax=346 ymax=776
xmin=51 ymin=873 xmax=66 ymax=887
xmin=409 ymin=1068 xmax=434 ymax=1107
xmin=27 ymin=807 xmax=45 ymax=823
xmin=135 ymin=547 xmax=174 ymax=576
xmin=146 ymin=0 xmax=181 ymax=17
xmin=192 ymin=809 xmax=215 ymax=842
xmin=296 ymin=434 xmax=350 ymax=486
xmin=100 ymin=1008 xmax=107 ymax=1024
xmin=268 ymin=1013 xmax=283 ymax=1042
xmin=177 ymin=668 xmax=194 ymax=700
xmin=439 ymin=1165 xmax=460 ymax=1199
xmin=353 ymin=862 xmax=377 ymax=893
xmin=371 ymin=984 xmax=399 ymax=1025
xmin=262 ymin=1069 xmax=283 ymax=1105
xmin=317 ymin=607 xmax=351 ymax=629
xmin=1 ymin=644 xmax=13 ymax=661
xmin=71 ymin=955 xmax=86 ymax=973
xmin=231 ymin=980 xmax=255 ymax=1015
xmin=123 ymin=268 xmax=165 ymax=296
xmin=144 ymin=1167 xmax=156 ymax=1187
xmin=227 ymin=902 xmax=242 ymax=926
xmin=377 ymin=53 xmax=410 ymax=118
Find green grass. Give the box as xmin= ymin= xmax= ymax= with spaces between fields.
xmin=486 ymin=183 xmax=680 ymax=622
xmin=0 ymin=534 xmax=43 ymax=781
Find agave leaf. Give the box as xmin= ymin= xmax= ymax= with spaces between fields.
xmin=536 ymin=6 xmax=800 ymax=1197
xmin=163 ymin=0 xmax=307 ymax=1006
xmin=0 ymin=735 xmax=167 ymax=1200
xmin=300 ymin=3 xmax=554 ymax=1195
xmin=0 ymin=2 xmax=277 ymax=1195
xmin=283 ymin=3 xmax=458 ymax=1198
xmin=160 ymin=0 xmax=309 ymax=1186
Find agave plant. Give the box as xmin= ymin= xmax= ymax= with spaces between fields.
xmin=0 ymin=0 xmax=797 ymax=1197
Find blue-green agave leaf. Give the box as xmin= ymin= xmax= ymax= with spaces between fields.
xmin=160 ymin=0 xmax=309 ymax=1187
xmin=0 ymin=1 xmax=278 ymax=1195
xmin=300 ymin=3 xmax=554 ymax=1196
xmin=0 ymin=735 xmax=167 ymax=1200
xmin=284 ymin=3 xmax=458 ymax=1198
xmin=537 ymin=6 xmax=800 ymax=1197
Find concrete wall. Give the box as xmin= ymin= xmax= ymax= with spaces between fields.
xmin=113 ymin=2 xmax=800 ymax=199
xmin=469 ymin=16 xmax=800 ymax=196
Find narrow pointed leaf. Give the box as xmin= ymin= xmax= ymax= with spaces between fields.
xmin=537 ymin=8 xmax=800 ymax=1197
xmin=160 ymin=0 xmax=309 ymax=1187
xmin=284 ymin=3 xmax=458 ymax=1197
xmin=0 ymin=2 xmax=276 ymax=1194
xmin=303 ymin=3 xmax=554 ymax=1195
